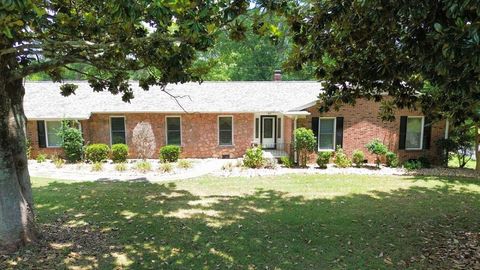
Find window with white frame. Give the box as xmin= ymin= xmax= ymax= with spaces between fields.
xmin=46 ymin=121 xmax=62 ymax=147
xmin=110 ymin=117 xmax=126 ymax=145
xmin=166 ymin=117 xmax=181 ymax=145
xmin=405 ymin=117 xmax=424 ymax=149
xmin=318 ymin=118 xmax=336 ymax=150
xmin=46 ymin=120 xmax=81 ymax=147
xmin=219 ymin=116 xmax=233 ymax=145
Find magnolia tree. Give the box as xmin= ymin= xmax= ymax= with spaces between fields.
xmin=0 ymin=0 xmax=250 ymax=252
xmin=264 ymin=0 xmax=480 ymax=170
xmin=132 ymin=122 xmax=156 ymax=160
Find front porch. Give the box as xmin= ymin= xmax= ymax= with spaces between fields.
xmin=261 ymin=143 xmax=290 ymax=158
xmin=252 ymin=111 xmax=309 ymax=159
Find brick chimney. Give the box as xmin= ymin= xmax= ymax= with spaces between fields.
xmin=273 ymin=70 xmax=282 ymax=81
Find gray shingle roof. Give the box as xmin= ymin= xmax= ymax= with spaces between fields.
xmin=24 ymin=81 xmax=322 ymax=119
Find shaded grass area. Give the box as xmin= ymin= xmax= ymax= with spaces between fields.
xmin=2 ymin=174 xmax=480 ymax=269
xmin=448 ymin=155 xmax=476 ymax=169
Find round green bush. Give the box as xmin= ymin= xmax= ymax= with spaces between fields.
xmin=352 ymin=150 xmax=365 ymax=167
xmin=316 ymin=151 xmax=332 ymax=169
xmin=111 ymin=144 xmax=129 ymax=163
xmin=58 ymin=126 xmax=84 ymax=162
xmin=85 ymin=144 xmax=110 ymax=162
xmin=159 ymin=145 xmax=181 ymax=162
xmin=385 ymin=151 xmax=399 ymax=167
xmin=294 ymin=128 xmax=317 ymax=167
xmin=243 ymin=147 xmax=265 ymax=168
xmin=334 ymin=147 xmax=352 ymax=168
xmin=365 ymin=138 xmax=388 ymax=166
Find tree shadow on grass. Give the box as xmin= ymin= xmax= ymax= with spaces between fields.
xmin=1 ymin=178 xmax=480 ymax=269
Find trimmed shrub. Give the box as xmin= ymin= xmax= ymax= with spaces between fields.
xmin=366 ymin=139 xmax=388 ymax=167
xmin=85 ymin=144 xmax=110 ymax=162
xmin=159 ymin=145 xmax=181 ymax=163
xmin=385 ymin=151 xmax=399 ymax=167
xmin=135 ymin=160 xmax=152 ymax=172
xmin=294 ymin=128 xmax=317 ymax=167
xmin=352 ymin=150 xmax=365 ymax=167
xmin=177 ymin=159 xmax=193 ymax=169
xmin=111 ymin=144 xmax=129 ymax=163
xmin=334 ymin=147 xmax=351 ymax=168
xmin=280 ymin=156 xmax=294 ymax=168
xmin=114 ymin=163 xmax=127 ymax=172
xmin=316 ymin=151 xmax=332 ymax=169
xmin=36 ymin=153 xmax=47 ymax=163
xmin=159 ymin=162 xmax=174 ymax=173
xmin=243 ymin=146 xmax=264 ymax=168
xmin=58 ymin=123 xmax=84 ymax=163
xmin=91 ymin=162 xmax=103 ymax=171
xmin=403 ymin=160 xmax=422 ymax=171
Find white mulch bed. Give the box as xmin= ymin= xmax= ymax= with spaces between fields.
xmin=213 ymin=163 xmax=407 ymax=178
xmin=29 ymin=159 xmax=480 ymax=182
xmin=28 ymin=159 xmax=228 ymax=182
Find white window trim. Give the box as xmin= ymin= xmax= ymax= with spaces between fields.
xmin=318 ymin=117 xmax=336 ymax=152
xmin=218 ymin=115 xmax=234 ymax=146
xmin=165 ymin=116 xmax=182 ymax=146
xmin=45 ymin=120 xmax=62 ymax=148
xmin=109 ymin=116 xmax=127 ymax=146
xmin=405 ymin=116 xmax=424 ymax=150
xmin=45 ymin=120 xmax=82 ymax=148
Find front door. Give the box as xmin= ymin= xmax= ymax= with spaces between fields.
xmin=261 ymin=116 xmax=276 ymax=149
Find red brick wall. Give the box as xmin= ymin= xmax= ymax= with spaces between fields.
xmin=28 ymin=113 xmax=254 ymax=159
xmin=298 ymin=99 xmax=447 ymax=164
xmin=26 ymin=100 xmax=446 ymax=164
xmin=283 ymin=117 xmax=294 ymax=157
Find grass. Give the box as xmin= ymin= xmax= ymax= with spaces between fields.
xmin=448 ymin=155 xmax=476 ymax=169
xmin=3 ymin=174 xmax=480 ymax=269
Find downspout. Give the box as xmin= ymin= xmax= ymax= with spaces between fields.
xmin=293 ymin=116 xmax=298 ymax=163
xmin=444 ymin=119 xmax=449 ymax=139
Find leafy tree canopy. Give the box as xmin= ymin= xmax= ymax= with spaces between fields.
xmin=194 ymin=9 xmax=315 ymax=81
xmin=280 ymin=0 xmax=480 ymax=124
xmin=1 ymin=0 xmax=250 ymax=100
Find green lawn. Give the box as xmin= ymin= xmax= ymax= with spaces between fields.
xmin=2 ymin=174 xmax=480 ymax=269
xmin=448 ymin=155 xmax=477 ymax=169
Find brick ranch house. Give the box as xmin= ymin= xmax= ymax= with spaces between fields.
xmin=24 ymin=80 xmax=448 ymax=164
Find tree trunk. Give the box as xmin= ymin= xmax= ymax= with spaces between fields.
xmin=0 ymin=77 xmax=37 ymax=253
xmin=476 ymin=126 xmax=480 ymax=171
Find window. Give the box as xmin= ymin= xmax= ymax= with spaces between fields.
xmin=318 ymin=118 xmax=336 ymax=151
xmin=277 ymin=118 xmax=282 ymax=139
xmin=219 ymin=116 xmax=233 ymax=145
xmin=405 ymin=117 xmax=424 ymax=149
xmin=166 ymin=117 xmax=181 ymax=145
xmin=255 ymin=118 xmax=259 ymax=139
xmin=45 ymin=120 xmax=81 ymax=148
xmin=46 ymin=121 xmax=62 ymax=147
xmin=110 ymin=117 xmax=126 ymax=145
